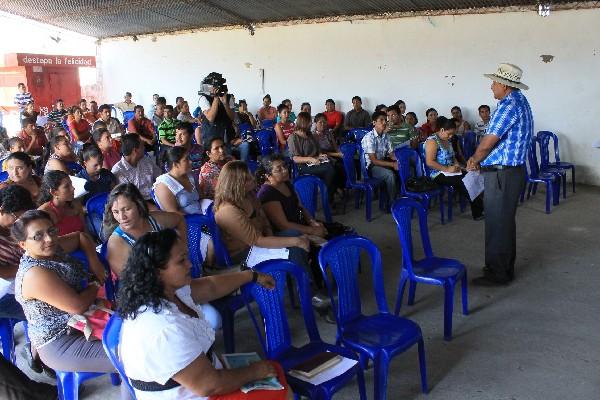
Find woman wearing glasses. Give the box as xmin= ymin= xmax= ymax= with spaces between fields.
xmin=12 ymin=210 xmax=135 ymax=398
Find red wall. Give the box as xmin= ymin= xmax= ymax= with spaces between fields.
xmin=26 ymin=66 xmax=82 ymax=114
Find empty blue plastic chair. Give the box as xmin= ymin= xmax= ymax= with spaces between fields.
xmin=85 ymin=192 xmax=109 ymax=242
xmin=242 ymin=259 xmax=366 ymax=399
xmin=395 ymin=147 xmax=445 ymax=224
xmin=293 ymin=175 xmax=332 ymax=223
xmin=319 ymin=235 xmax=428 ymax=400
xmin=102 ymin=313 xmax=137 ymax=398
xmin=0 ymin=318 xmax=20 ymax=363
xmin=523 ymin=140 xmax=559 ymax=214
xmin=0 ymin=171 xmax=8 ymax=183
xmin=256 ymin=129 xmax=278 ymax=156
xmin=536 ymin=131 xmax=572 ymax=194
xmin=339 ymin=143 xmax=387 ymax=221
xmin=391 ymin=198 xmax=468 ymax=341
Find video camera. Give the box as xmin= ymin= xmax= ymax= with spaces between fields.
xmin=199 ymin=72 xmax=228 ymax=97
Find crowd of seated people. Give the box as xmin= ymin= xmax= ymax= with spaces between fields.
xmin=0 ymin=89 xmax=494 ymax=398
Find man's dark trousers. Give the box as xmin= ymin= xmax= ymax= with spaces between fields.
xmin=483 ymin=166 xmax=526 ymax=281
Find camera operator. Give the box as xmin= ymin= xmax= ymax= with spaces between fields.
xmin=198 ymin=73 xmax=236 ymax=149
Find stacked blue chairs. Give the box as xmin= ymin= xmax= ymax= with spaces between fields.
xmin=523 ymin=140 xmax=559 ymax=214
xmin=537 ymin=131 xmax=574 ymax=194
xmin=339 ymin=143 xmax=387 ymax=221
xmin=85 ymin=192 xmax=109 ymax=242
xmin=0 ymin=318 xmax=20 ymax=363
xmin=122 ymin=111 xmax=134 ymax=132
xmin=102 ymin=313 xmax=137 ymax=399
xmin=242 ymin=260 xmax=367 ymax=400
xmin=391 ymin=198 xmax=468 ymax=340
xmin=256 ymin=129 xmax=278 ymax=156
xmin=395 ymin=147 xmax=445 ymax=224
xmin=293 ymin=175 xmax=333 ymax=223
xmin=532 ymin=137 xmax=567 ymax=200
xmin=0 ymin=171 xmax=8 ymax=183
xmin=319 ymin=235 xmax=428 ymax=400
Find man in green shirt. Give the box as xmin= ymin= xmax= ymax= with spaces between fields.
xmin=386 ymin=104 xmax=418 ymax=149
xmin=158 ymin=105 xmax=177 ymax=147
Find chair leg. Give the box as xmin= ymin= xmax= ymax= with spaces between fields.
xmin=443 ymin=282 xmax=454 ymax=341
xmin=544 ymin=182 xmax=551 ymax=214
xmin=418 ymin=339 xmax=429 ymax=393
xmin=365 ymin=188 xmax=373 ymax=222
xmin=439 ymin=192 xmax=445 ymax=225
xmin=110 ymin=373 xmax=121 ymax=386
xmin=561 ymin=173 xmax=567 ymax=199
xmin=355 ymin=364 xmax=368 ymax=400
xmin=571 ymin=166 xmax=576 ymax=193
xmin=532 ymin=182 xmax=538 ymax=195
xmin=407 ymin=281 xmax=417 ymax=306
xmin=0 ymin=319 xmax=16 ymax=364
xmin=526 ymin=182 xmax=533 ymax=200
xmin=461 ymin=272 xmax=469 ymax=316
xmin=220 ymin=308 xmax=235 ymax=353
xmin=373 ymin=353 xmax=390 ymax=400
xmin=552 ymin=180 xmax=560 ymax=206
xmin=394 ymin=272 xmax=408 ymax=315
xmin=447 ymin=187 xmax=453 ymax=222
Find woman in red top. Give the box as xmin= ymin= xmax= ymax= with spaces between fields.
xmin=258 ymin=94 xmax=277 ymax=122
xmin=418 ymin=107 xmax=438 ymax=142
xmin=67 ymin=106 xmax=92 ymax=143
xmin=274 ymin=104 xmax=295 ymax=151
xmin=37 ymin=170 xmax=85 ymax=236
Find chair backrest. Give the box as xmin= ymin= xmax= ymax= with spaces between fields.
xmin=66 ymin=161 xmax=83 ymax=174
xmin=85 ymin=192 xmax=110 ymax=242
xmin=460 ymin=131 xmax=478 ymax=160
xmin=246 ymin=159 xmax=259 ymax=174
xmin=419 ymin=142 xmax=432 ymax=177
xmin=358 ymin=146 xmax=370 ymax=181
xmin=102 ymin=313 xmax=137 ymax=398
xmin=536 ymin=130 xmax=561 ymax=167
xmin=391 ymin=198 xmax=434 ymax=274
xmin=0 ymin=171 xmax=8 ymax=183
xmin=239 ymin=123 xmax=254 ymax=139
xmin=241 ymin=260 xmax=321 ymax=359
xmin=150 ymin=188 xmax=161 ymax=210
xmin=205 ymin=203 xmax=233 ymax=267
xmin=349 ymin=128 xmax=370 ymax=144
xmin=185 ymin=214 xmax=210 ymax=278
xmin=122 ymin=111 xmax=135 ymax=130
xmin=256 ymin=129 xmax=277 ymax=156
xmin=527 ymin=138 xmax=541 ymax=178
xmin=394 ymin=147 xmax=423 ymax=193
xmin=339 ymin=142 xmax=358 ymax=186
xmin=261 ymin=119 xmax=276 ymax=129
xmin=293 ymin=175 xmax=332 ymax=223
xmin=318 ymin=234 xmax=390 ymax=326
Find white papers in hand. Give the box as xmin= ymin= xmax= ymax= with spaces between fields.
xmin=288 ymin=357 xmax=358 ymax=386
xmin=70 ymin=176 xmax=88 ymax=198
xmin=462 ymin=171 xmax=485 ymax=201
xmin=441 ymin=170 xmax=463 ymax=177
xmin=245 ymin=246 xmax=289 ymax=268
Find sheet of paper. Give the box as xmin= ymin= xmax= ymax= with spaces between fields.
xmin=462 ymin=170 xmax=484 ymax=201
xmin=288 ymin=356 xmax=358 ymax=386
xmin=593 ymin=139 xmax=600 ymax=148
xmin=245 ymin=246 xmax=289 ymax=268
xmin=441 ymin=170 xmax=463 ymax=177
xmin=70 ymin=176 xmax=88 ymax=198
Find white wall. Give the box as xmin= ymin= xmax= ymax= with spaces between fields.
xmin=99 ymin=9 xmax=600 ymax=185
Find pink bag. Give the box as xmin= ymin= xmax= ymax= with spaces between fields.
xmin=67 ymin=298 xmax=113 ymax=341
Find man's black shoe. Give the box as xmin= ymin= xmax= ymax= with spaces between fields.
xmin=471 ymin=275 xmax=510 ymax=287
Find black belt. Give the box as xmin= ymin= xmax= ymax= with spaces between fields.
xmin=480 ymin=165 xmax=523 ymax=172
xmin=129 ymin=346 xmax=214 ymax=392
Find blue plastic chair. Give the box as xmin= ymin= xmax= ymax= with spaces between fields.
xmin=318 ymin=235 xmax=428 ymax=400
xmin=256 ymin=129 xmax=278 ymax=156
xmin=261 ymin=119 xmax=276 ymax=129
xmin=242 ymin=260 xmax=367 ymax=400
xmin=0 ymin=157 xmax=8 ymax=172
xmin=239 ymin=122 xmax=254 ymax=140
xmin=536 ymin=131 xmax=573 ymax=194
xmin=395 ymin=147 xmax=445 ymax=224
xmin=293 ymin=175 xmax=332 ymax=223
xmin=66 ymin=161 xmax=83 ymax=174
xmin=69 ymin=248 xmax=116 ymax=302
xmin=339 ymin=143 xmax=387 ymax=222
xmin=85 ymin=192 xmax=109 ymax=242
xmin=459 ymin=131 xmax=478 ymax=160
xmin=0 ymin=171 xmax=8 ymax=183
xmin=56 ymin=370 xmax=120 ymax=400
xmin=102 ymin=313 xmax=137 ymax=398
xmin=391 ymin=198 xmax=468 ymax=340
xmin=246 ymin=159 xmax=259 ymax=174
xmin=150 ymin=188 xmax=161 ymax=210
xmin=522 ymin=140 xmax=559 ymax=214
xmin=122 ymin=111 xmax=134 ymax=132
xmin=185 ymin=214 xmax=211 ymax=278
xmin=347 ymin=128 xmax=370 ymax=145
xmin=0 ymin=318 xmax=21 ymax=363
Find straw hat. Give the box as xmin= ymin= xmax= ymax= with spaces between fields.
xmin=484 ymin=63 xmax=529 ymax=90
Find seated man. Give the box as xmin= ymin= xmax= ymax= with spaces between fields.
xmin=158 ymin=105 xmax=177 ymax=148
xmin=47 ymin=98 xmax=68 ymax=125
xmin=323 ymin=99 xmax=344 ymax=137
xmin=111 ymin=133 xmax=161 ymax=202
xmin=386 ymin=104 xmax=418 ymax=149
xmin=473 ymin=104 xmax=491 ymax=137
xmin=127 ymin=105 xmax=156 ymax=151
xmin=93 ymin=127 xmax=121 ymax=170
xmin=84 ymin=100 xmax=99 ymax=124
xmin=94 ymin=104 xmax=124 ymax=135
xmin=361 ymin=111 xmax=398 ymax=199
xmin=344 ymin=96 xmax=371 ymax=131
xmin=114 ymin=91 xmax=136 ymax=113
xmin=19 ymin=117 xmax=47 ymax=157
xmin=152 ymin=103 xmax=165 ymax=127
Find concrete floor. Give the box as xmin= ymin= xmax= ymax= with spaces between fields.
xmin=11 ymin=183 xmax=600 ymax=399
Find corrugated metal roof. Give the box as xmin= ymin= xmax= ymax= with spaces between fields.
xmin=0 ymin=0 xmax=590 ymax=39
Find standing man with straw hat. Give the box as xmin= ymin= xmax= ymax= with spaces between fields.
xmin=467 ymin=63 xmax=533 ymax=286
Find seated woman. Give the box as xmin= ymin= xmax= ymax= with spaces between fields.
xmin=153 ymin=146 xmax=202 ymax=215
xmin=419 ymin=107 xmax=438 ymax=142
xmin=257 ymin=94 xmax=277 ymax=122
xmin=12 ymin=210 xmax=131 ymax=400
xmin=198 ymin=137 xmax=228 ymax=200
xmin=214 ymin=161 xmax=309 ymax=268
xmin=274 ymin=103 xmax=295 ymax=152
xmin=0 ymin=152 xmax=42 ymax=203
xmin=119 ymin=229 xmax=290 ymax=400
xmin=176 ymin=101 xmax=197 ymax=124
xmin=38 ymin=170 xmax=86 ymax=235
xmin=424 ymin=116 xmax=484 ymax=220
xmin=313 ymin=112 xmax=346 ymax=185
xmin=450 ymin=106 xmax=471 ymax=136
xmin=287 ymin=112 xmax=337 ymax=198
xmin=43 ymin=135 xmax=77 ymax=175
xmin=20 ymin=101 xmax=39 ymax=125
xmin=103 ymin=183 xmax=187 ymax=277
xmin=76 ymin=143 xmax=117 ymax=203
xmin=67 ymin=106 xmax=92 ymax=146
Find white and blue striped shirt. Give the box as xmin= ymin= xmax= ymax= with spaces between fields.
xmin=481 ymin=90 xmax=533 ymax=166
xmin=14 ymin=92 xmax=33 ymax=111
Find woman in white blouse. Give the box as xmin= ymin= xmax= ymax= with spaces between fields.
xmin=118 ymin=229 xmax=290 ymax=400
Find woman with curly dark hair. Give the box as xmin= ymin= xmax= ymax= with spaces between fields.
xmin=118 ymin=229 xmax=291 ymax=400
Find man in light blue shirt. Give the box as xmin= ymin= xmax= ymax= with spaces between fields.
xmin=361 ymin=111 xmax=398 ymax=199
xmin=467 ymin=63 xmax=533 ymax=286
